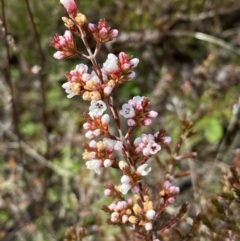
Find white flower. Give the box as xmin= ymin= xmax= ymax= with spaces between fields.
xmin=103 ymin=159 xmax=112 ymax=167
xmin=130 ymin=58 xmax=139 ymax=68
xmin=119 ymin=103 xmax=135 ymax=118
xmin=103 ymin=138 xmax=123 ymax=152
xmin=114 ymin=141 xmax=123 ymax=151
xmin=85 ymin=130 xmax=94 ymax=139
xmin=133 ymin=137 xmax=142 ymax=146
xmin=101 ymin=114 xmax=110 ymax=124
xmin=62 ymin=82 xmax=75 ymax=98
xmin=121 ymin=175 xmax=130 ymax=184
xmin=127 ymin=71 xmax=136 ymax=80
xmin=89 ymin=140 xmax=97 ymax=148
xmin=148 ymin=110 xmax=158 ymax=118
xmin=137 ymin=164 xmax=151 ymax=176
xmin=145 ymin=222 xmax=153 ymax=231
xmin=146 ymin=210 xmax=156 ymax=220
xmin=132 ymin=96 xmax=144 ymax=105
xmin=163 ymin=136 xmax=171 ymax=143
xmin=93 ymin=129 xmax=102 ymax=136
xmin=116 ymin=201 xmax=127 ymax=210
xmin=103 ymin=54 xmax=120 ymax=73
xmin=89 ymin=100 xmax=107 ymax=117
xmin=89 ymin=71 xmax=101 ymax=84
xmin=120 ymin=183 xmax=131 ymax=194
xmin=86 ymin=159 xmax=102 ymax=174
xmin=143 ymin=140 xmax=161 ymax=156
xmin=103 ymin=138 xmax=116 ymax=151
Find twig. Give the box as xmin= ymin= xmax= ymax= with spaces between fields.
xmin=1 ymin=0 xmax=24 ymax=162
xmin=24 ymin=0 xmax=50 ymax=155
xmin=168 ymin=30 xmax=240 ymax=56
xmin=0 ymin=122 xmax=73 ymax=178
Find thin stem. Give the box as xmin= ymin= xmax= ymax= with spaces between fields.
xmin=1 ymin=0 xmax=23 ymax=162
xmin=24 ymin=0 xmax=50 ymax=156
xmin=77 ymin=25 xmax=104 ymax=83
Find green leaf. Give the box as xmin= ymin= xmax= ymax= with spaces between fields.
xmin=204 ymin=117 xmax=223 ymax=143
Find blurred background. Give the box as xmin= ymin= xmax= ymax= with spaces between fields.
xmin=1 ymin=0 xmax=240 ymax=240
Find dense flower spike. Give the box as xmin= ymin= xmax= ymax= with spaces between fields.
xmin=54 ymin=1 xmax=177 ymax=239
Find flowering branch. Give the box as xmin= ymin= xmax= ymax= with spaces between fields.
xmin=52 ymin=1 xmax=187 ymax=240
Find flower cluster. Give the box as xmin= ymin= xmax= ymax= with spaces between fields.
xmin=119 ymin=96 xmax=158 ymax=126
xmin=82 ymin=139 xmax=115 ymax=174
xmin=159 ymin=180 xmax=180 ymax=204
xmin=103 ymin=52 xmax=139 ymax=83
xmin=61 ymin=53 xmax=138 ymax=100
xmin=89 ymin=19 xmax=118 ymax=43
xmin=119 ymin=161 xmax=152 ymax=194
xmin=51 ymin=30 xmax=75 ymax=59
xmin=104 ymin=195 xmax=156 ymax=231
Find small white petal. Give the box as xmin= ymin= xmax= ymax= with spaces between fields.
xmin=137 ymin=164 xmax=151 ymax=176
xmin=120 ymin=183 xmax=131 ymax=194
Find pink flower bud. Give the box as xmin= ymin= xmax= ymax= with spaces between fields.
xmin=167 ymin=197 xmax=175 ymax=204
xmin=127 ymin=199 xmax=133 ymax=205
xmin=53 ymin=51 xmax=65 ymax=59
xmin=163 ymin=180 xmax=171 ymax=188
xmin=108 ymin=203 xmax=116 ymax=210
xmin=89 ymin=140 xmax=97 ymax=148
xmin=169 ymin=186 xmax=180 ymax=195
xmin=143 ymin=118 xmax=152 ymax=126
xmin=131 ymin=185 xmax=140 ymax=194
xmin=93 ymin=129 xmax=102 ymax=136
xmin=127 ymin=119 xmax=136 ymax=126
xmin=148 ymin=110 xmax=158 ymax=118
xmin=122 ymin=215 xmax=128 ymax=223
xmin=103 ymin=159 xmax=112 ymax=167
xmin=104 ymin=189 xmax=112 ymax=196
xmin=99 ymin=27 xmax=108 ymax=35
xmin=83 ymin=122 xmax=90 ymax=130
xmin=104 ymin=86 xmax=113 ymax=96
xmin=88 ymin=23 xmax=96 ymax=32
xmin=110 ymin=29 xmax=118 ymax=38
xmin=60 ymin=0 xmax=78 ymax=14
xmin=116 ymin=201 xmax=127 ymax=210
xmin=110 ymin=216 xmax=118 ymax=223
xmin=85 ymin=130 xmax=94 ymax=139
